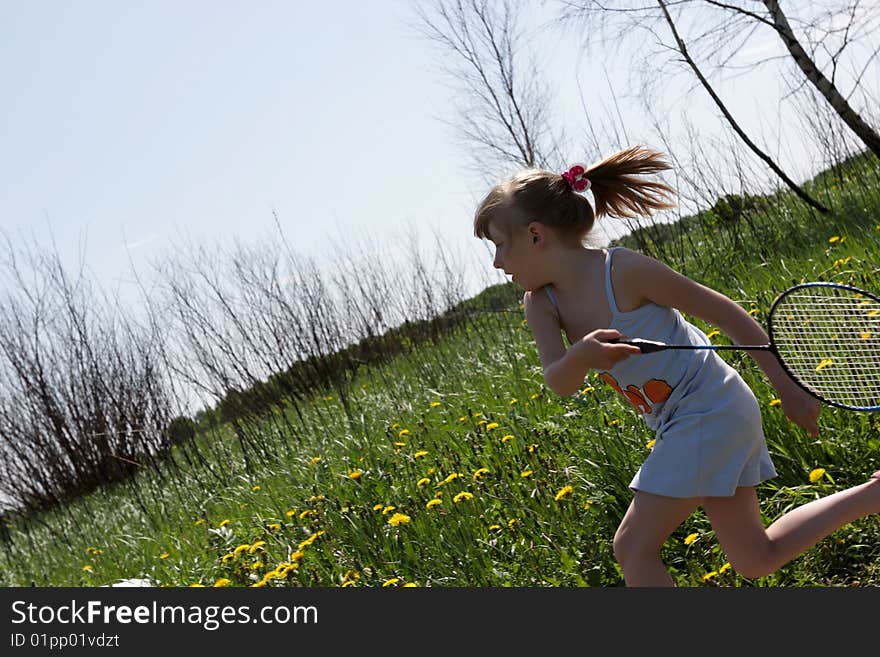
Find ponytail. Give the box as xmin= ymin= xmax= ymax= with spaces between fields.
xmin=582 ymin=145 xmax=676 ymax=220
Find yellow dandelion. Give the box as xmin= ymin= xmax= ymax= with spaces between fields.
xmin=458 ymin=415 xmax=467 ymax=422
xmin=194 ymin=519 xmax=206 ymax=526
xmin=188 ymin=583 xmax=206 ymax=587
xmin=748 ymin=308 xmax=759 ymax=316
xmin=702 ymin=571 xmax=718 ymax=582
xmin=218 ymin=519 xmax=231 ymax=527
xmin=646 ymin=439 xmax=656 ymax=450
xmin=521 ymin=470 xmax=533 ymax=478
xmin=528 ymin=443 xmax=538 ymax=453
xmin=348 ymin=469 xmax=363 ymax=480
xmin=388 ymin=512 xmax=411 ymax=526
xmin=299 ymin=509 xmax=314 ymax=520
xmin=297 ymin=531 xmax=325 ymax=550
xmin=426 ymin=498 xmax=442 ymax=509
xmin=403 ymin=582 xmax=417 ymax=587
xmin=473 ymin=467 xmax=490 ymax=480
xmin=373 ymin=503 xmax=384 ymax=511
xmin=809 ymin=468 xmax=826 ymax=483
xmin=382 ymin=578 xmax=400 ymax=587
xmin=341 ymin=580 xmax=356 ymax=588
xmin=323 ymin=395 xmax=334 ymax=401
xmin=311 ymin=456 xmax=322 ymax=464
xmin=530 ymin=393 xmax=540 ymax=399
xmin=285 ymin=508 xmax=297 ymax=518
xmin=509 ymin=398 xmax=518 ymax=405
xmin=252 ymin=485 xmax=261 ymax=492
xmin=769 ymin=398 xmax=782 ymax=406
xmin=554 ymin=485 xmax=574 ymax=502
xmin=221 ymin=553 xmax=234 ymax=563
xmin=213 ymin=578 xmax=231 ymax=587
xmin=248 ymin=541 xmax=266 ymax=554
xmin=159 ymin=552 xmax=170 ymax=560
xmin=417 ymin=477 xmax=431 ymax=488
xmin=485 ymin=422 xmax=499 ymax=430
xmin=393 ymin=441 xmax=406 ymax=448
xmin=684 ymin=533 xmax=698 ymax=546
xmin=869 ymin=310 xmax=879 ymax=317
xmin=861 ymin=331 xmax=872 ymax=340
xmin=507 ymin=518 xmax=517 ymax=527
xmin=392 ymin=422 xmax=400 ymax=430
xmin=382 ymin=505 xmax=396 ymax=515
xmin=719 ymin=562 xmax=732 ymax=574
xmin=706 ymin=329 xmax=720 ymax=339
xmin=267 ymin=522 xmax=281 ymax=531
xmin=609 ymin=419 xmax=621 ymax=426
xmin=501 ymin=434 xmax=514 ymax=443
xmin=82 ymin=565 xmax=94 ymax=573
xmin=430 ymin=401 xmax=442 ymax=407
xmin=829 ymin=235 xmax=840 ymax=243
xmin=489 ymin=524 xmax=502 ymax=531
xmin=816 ymin=358 xmax=833 ymax=372
xmin=581 ymin=386 xmax=594 ymax=394
xmin=453 ymin=491 xmax=474 ymax=503
xmin=440 ymin=472 xmax=460 ymax=485
xmin=398 ymin=429 xmax=411 ymax=437
xmin=414 ymin=450 xmax=429 ymax=459
xmin=233 ymin=544 xmax=251 ymax=556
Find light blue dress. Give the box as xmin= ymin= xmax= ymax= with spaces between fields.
xmin=544 ymin=247 xmax=777 ymax=498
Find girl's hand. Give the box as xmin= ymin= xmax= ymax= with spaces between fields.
xmin=777 ymin=380 xmax=821 ymax=437
xmin=576 ymin=329 xmax=642 ymax=370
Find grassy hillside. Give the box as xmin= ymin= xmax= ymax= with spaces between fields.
xmin=1 ymin=153 xmax=879 ymax=588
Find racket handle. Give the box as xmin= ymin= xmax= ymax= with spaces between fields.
xmin=609 ymin=338 xmax=668 ymax=353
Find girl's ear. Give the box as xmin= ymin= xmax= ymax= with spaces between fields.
xmin=527 ymin=221 xmax=544 ymax=245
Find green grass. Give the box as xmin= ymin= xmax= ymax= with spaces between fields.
xmin=2 ymin=154 xmax=880 ymax=588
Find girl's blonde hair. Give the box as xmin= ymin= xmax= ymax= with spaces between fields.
xmin=473 ymin=145 xmax=676 ymax=244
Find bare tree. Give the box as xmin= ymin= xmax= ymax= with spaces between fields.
xmin=0 ymin=232 xmax=178 ymax=512
xmin=412 ymin=0 xmax=567 ymax=175
xmin=560 ymin=1 xmax=880 ymax=158
xmin=656 ymin=0 xmax=829 ymax=212
xmin=557 ymin=0 xmax=831 ymax=212
xmin=738 ymin=1 xmax=880 ymax=159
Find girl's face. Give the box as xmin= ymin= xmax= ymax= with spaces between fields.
xmin=487 ymin=220 xmax=541 ymax=291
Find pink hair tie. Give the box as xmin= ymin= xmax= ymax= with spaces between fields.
xmin=561 ymin=165 xmax=590 ymax=192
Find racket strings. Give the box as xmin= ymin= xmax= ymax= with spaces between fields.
xmin=771 ymin=287 xmax=880 ymax=409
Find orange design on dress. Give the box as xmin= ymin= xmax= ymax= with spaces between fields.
xmin=600 ymin=373 xmax=673 ymax=414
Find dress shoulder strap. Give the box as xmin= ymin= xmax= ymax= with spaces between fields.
xmin=604 ymin=247 xmax=622 ymax=316
xmin=543 ymin=284 xmax=560 ymax=319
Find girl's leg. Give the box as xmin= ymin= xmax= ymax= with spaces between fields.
xmin=703 ymin=475 xmax=880 ymax=580
xmin=613 ymin=490 xmax=700 ymax=587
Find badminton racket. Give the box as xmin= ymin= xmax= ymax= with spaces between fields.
xmin=611 ymin=281 xmax=880 ymax=412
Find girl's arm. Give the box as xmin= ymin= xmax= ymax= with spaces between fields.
xmin=617 ymin=249 xmax=821 ymax=436
xmin=523 ymin=289 xmax=640 ymax=397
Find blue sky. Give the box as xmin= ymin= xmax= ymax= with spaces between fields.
xmin=1 ymin=0 xmax=495 ymax=304
xmin=2 ymin=1 xmax=867 ymax=310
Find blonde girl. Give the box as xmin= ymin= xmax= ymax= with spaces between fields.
xmin=474 ymin=145 xmax=880 ymax=586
